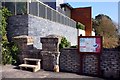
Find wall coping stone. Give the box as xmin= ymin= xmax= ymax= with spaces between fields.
xmin=61 ymin=48 xmax=78 ymax=50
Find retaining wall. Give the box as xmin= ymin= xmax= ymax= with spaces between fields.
xmin=28 ymin=14 xmax=78 ymax=49
xmin=7 ymin=14 xmax=77 ymax=49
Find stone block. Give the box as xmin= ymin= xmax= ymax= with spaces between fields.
xmin=13 ymin=35 xmax=33 ymax=51
xmin=41 ymin=35 xmax=62 ymax=52
xmin=41 ymin=51 xmax=60 ymax=71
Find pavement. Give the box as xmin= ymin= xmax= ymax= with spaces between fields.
xmin=0 ymin=65 xmax=104 ymax=80
xmin=0 ymin=65 xmax=2 ymax=80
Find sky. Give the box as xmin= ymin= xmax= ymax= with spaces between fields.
xmin=67 ymin=2 xmax=118 ymax=23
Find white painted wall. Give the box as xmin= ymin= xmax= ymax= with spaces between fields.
xmin=78 ymin=29 xmax=95 ymax=36
xmin=92 ymin=31 xmax=95 ymax=36
xmin=56 ymin=0 xmax=64 ymax=7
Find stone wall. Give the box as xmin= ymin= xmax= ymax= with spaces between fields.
xmin=8 ymin=14 xmax=78 ymax=49
xmin=40 ymin=35 xmax=61 ymax=71
xmin=13 ymin=35 xmax=42 ymax=64
xmin=82 ymin=54 xmax=99 ymax=75
xmin=60 ymin=48 xmax=80 ymax=73
xmin=13 ymin=35 xmax=120 ymax=79
xmin=60 ymin=48 xmax=120 ymax=78
xmin=28 ymin=14 xmax=78 ymax=49
xmin=101 ymin=49 xmax=120 ymax=78
xmin=7 ymin=15 xmax=28 ymax=41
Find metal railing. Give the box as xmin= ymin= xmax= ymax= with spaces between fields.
xmin=2 ymin=0 xmax=76 ymax=28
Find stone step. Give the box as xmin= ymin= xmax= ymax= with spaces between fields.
xmin=19 ymin=64 xmax=40 ymax=72
xmin=23 ymin=58 xmax=41 ymax=62
xmin=19 ymin=64 xmax=38 ymax=68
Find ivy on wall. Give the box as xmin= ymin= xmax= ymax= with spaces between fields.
xmin=0 ymin=7 xmax=19 ymax=65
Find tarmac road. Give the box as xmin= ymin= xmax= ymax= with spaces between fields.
xmin=1 ymin=65 xmax=104 ymax=80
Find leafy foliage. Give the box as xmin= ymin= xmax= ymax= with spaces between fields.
xmin=2 ymin=41 xmax=19 ymax=65
xmin=1 ymin=7 xmax=19 ymax=65
xmin=95 ymin=14 xmax=112 ymax=21
xmin=59 ymin=37 xmax=71 ymax=49
xmin=76 ymin=22 xmax=85 ymax=30
xmin=117 ymin=35 xmax=120 ymax=49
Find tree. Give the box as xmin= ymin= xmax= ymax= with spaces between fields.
xmin=92 ymin=14 xmax=119 ymax=48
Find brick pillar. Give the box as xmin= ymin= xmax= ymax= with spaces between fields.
xmin=40 ymin=35 xmax=61 ymax=71
xmin=13 ymin=35 xmax=33 ymax=63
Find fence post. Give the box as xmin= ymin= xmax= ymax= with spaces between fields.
xmin=55 ymin=13 xmax=58 ymax=22
xmin=27 ymin=2 xmax=29 ymax=14
xmin=37 ymin=2 xmax=39 ymax=16
xmin=15 ymin=0 xmax=17 ymax=15
xmin=51 ymin=9 xmax=53 ymax=21
xmin=45 ymin=6 xmax=47 ymax=19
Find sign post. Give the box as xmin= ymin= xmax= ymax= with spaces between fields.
xmin=78 ymin=36 xmax=102 ymax=76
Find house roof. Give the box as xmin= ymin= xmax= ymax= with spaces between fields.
xmin=60 ymin=3 xmax=73 ymax=9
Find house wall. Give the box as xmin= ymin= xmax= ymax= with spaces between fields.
xmin=64 ymin=6 xmax=71 ymax=18
xmin=56 ymin=0 xmax=64 ymax=7
xmin=78 ymin=29 xmax=95 ymax=36
xmin=71 ymin=7 xmax=92 ymax=36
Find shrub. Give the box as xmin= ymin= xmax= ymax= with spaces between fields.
xmin=2 ymin=42 xmax=12 ymax=65
xmin=1 ymin=7 xmax=19 ymax=65
xmin=2 ymin=42 xmax=19 ymax=65
xmin=76 ymin=22 xmax=85 ymax=30
xmin=59 ymin=37 xmax=71 ymax=49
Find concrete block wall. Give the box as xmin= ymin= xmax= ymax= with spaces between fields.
xmin=60 ymin=48 xmax=120 ymax=78
xmin=60 ymin=48 xmax=81 ymax=73
xmin=82 ymin=54 xmax=99 ymax=75
xmin=101 ymin=49 xmax=120 ymax=78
